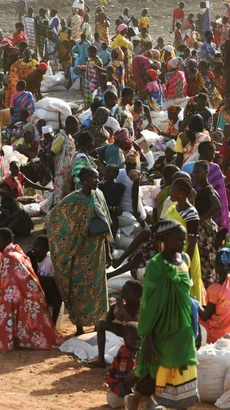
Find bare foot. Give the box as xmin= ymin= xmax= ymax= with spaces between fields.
xmin=87 ymin=358 xmax=107 ymax=368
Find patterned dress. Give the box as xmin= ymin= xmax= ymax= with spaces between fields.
xmin=40 ymin=131 xmax=75 ymax=213
xmin=46 ymin=189 xmax=112 ymax=327
xmin=0 ymin=243 xmax=62 ymax=352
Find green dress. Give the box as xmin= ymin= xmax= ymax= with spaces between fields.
xmin=46 ymin=189 xmax=112 ymax=327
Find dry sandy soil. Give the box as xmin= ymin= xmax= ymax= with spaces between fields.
xmin=0 ymin=0 xmax=225 ymax=408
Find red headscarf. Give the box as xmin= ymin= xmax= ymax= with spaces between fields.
xmin=146 ymin=69 xmax=158 ymax=81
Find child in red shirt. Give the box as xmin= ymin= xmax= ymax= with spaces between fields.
xmin=13 ymin=22 xmax=27 ymax=45
xmin=107 ymin=322 xmax=140 ymax=408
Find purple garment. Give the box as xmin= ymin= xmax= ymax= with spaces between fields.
xmin=193 ymin=162 xmax=229 ymax=231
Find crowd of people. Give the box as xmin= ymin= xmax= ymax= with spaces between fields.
xmin=1 ymin=0 xmax=230 ymax=409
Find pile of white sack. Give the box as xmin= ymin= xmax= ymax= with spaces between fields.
xmin=197 ymin=337 xmax=230 ymax=408
xmin=32 ymin=97 xmax=72 ymax=131
xmin=40 ymin=64 xmax=67 ymax=93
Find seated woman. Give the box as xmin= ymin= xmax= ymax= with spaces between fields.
xmin=0 ymin=160 xmax=50 ymax=203
xmin=0 ymin=195 xmax=33 ymax=237
xmin=27 ymin=235 xmax=62 ymax=326
xmin=0 ymin=228 xmax=63 ymax=352
xmin=199 ymin=248 xmax=230 ymax=343
xmin=10 ymin=80 xmax=36 ymax=123
xmin=164 ymin=57 xmax=187 ymax=100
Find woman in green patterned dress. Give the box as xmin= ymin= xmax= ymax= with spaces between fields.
xmin=46 ymin=167 xmax=112 ymax=335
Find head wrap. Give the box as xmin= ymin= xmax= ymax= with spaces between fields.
xmin=114 ymin=128 xmax=129 ymax=142
xmin=1 ymin=38 xmax=14 ymax=48
xmin=216 ymin=248 xmax=230 ymax=271
xmin=38 ymin=62 xmax=48 ymax=71
xmin=92 ymin=107 xmax=110 ymax=126
xmin=164 ymin=45 xmax=174 ymax=54
xmin=166 ymin=139 xmax=176 ymax=151
xmin=167 ymin=105 xmax=182 ymax=115
xmin=152 ymin=219 xmax=183 ymax=239
xmin=42 ymin=125 xmax=53 ymax=134
xmin=167 ymin=56 xmax=184 ymax=70
xmin=117 ymin=23 xmax=128 ymax=33
xmin=146 ymin=69 xmax=158 ymax=81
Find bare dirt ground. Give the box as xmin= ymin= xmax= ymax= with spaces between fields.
xmin=0 ymin=0 xmax=224 ymax=408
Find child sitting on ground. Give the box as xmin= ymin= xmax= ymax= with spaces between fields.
xmin=27 ymin=235 xmax=62 ymax=325
xmin=86 ymin=280 xmax=143 ymax=368
xmin=107 ymin=322 xmax=140 ymax=409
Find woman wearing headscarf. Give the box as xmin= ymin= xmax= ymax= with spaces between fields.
xmin=93 ymin=128 xmax=132 ymax=168
xmin=199 ymin=248 xmax=230 ymax=343
xmin=0 ymin=228 xmax=63 ymax=352
xmin=5 ymin=47 xmax=37 ymax=107
xmin=111 ymin=24 xmax=131 ymax=50
xmin=143 ymin=69 xmax=163 ymax=111
xmin=85 ymin=106 xmax=110 ymax=148
xmin=164 ymin=105 xmax=183 ymax=138
xmin=175 ymin=114 xmax=211 ymax=168
xmin=164 ymin=57 xmax=187 ymax=100
xmin=46 ymin=167 xmax=113 ymax=336
xmin=109 ymin=47 xmax=125 ymax=90
xmin=160 ymin=44 xmax=176 ymax=63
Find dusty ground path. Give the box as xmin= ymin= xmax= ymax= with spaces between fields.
xmin=0 ymin=313 xmax=216 ymax=410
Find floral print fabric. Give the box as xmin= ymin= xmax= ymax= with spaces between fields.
xmin=0 ymin=243 xmax=62 ymax=352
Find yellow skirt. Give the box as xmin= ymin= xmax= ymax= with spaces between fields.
xmin=156 ymin=365 xmax=198 ymax=409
